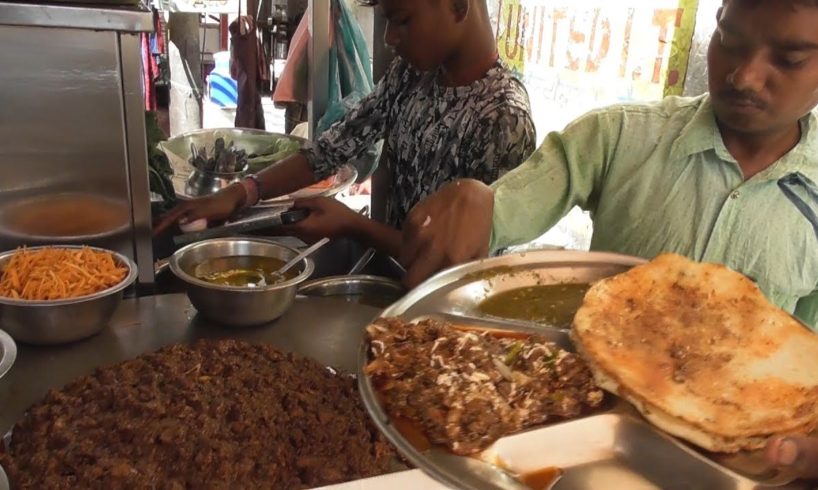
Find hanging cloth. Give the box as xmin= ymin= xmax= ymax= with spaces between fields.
xmin=272 ymin=10 xmax=310 ymax=105
xmin=274 ymin=0 xmax=380 ymax=180
xmin=230 ymin=15 xmax=266 ymax=129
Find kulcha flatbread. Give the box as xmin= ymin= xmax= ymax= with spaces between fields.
xmin=572 ymin=253 xmax=818 ymax=453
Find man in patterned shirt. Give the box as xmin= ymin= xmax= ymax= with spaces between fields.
xmin=156 ymin=0 xmax=536 ymax=258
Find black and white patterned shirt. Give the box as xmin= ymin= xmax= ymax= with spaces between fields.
xmin=304 ymin=57 xmax=536 ymax=227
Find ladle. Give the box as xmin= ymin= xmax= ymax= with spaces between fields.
xmin=274 ymin=237 xmax=330 ymax=278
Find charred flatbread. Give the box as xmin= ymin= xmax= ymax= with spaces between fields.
xmin=572 ymin=253 xmax=818 ymax=453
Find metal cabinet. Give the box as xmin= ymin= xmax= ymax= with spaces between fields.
xmin=0 ymin=2 xmax=155 ymax=287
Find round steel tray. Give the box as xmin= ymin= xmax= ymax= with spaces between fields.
xmin=356 ymin=250 xmax=810 ymax=490
xmin=298 ymin=275 xmax=405 ymax=309
xmin=379 ymin=250 xmax=644 ymax=321
xmin=357 ymin=250 xmax=645 ymax=490
xmin=259 ymin=164 xmax=357 ymax=207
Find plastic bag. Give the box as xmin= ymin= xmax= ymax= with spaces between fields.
xmin=317 ymin=0 xmax=382 ymax=181
xmin=317 ymin=0 xmax=373 ymax=132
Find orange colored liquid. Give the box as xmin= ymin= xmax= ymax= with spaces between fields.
xmin=391 ymin=416 xmax=432 ymax=452
xmin=519 ymin=466 xmax=563 ymax=490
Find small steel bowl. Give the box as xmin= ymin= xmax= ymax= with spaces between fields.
xmin=184 ymin=166 xmax=247 ymax=197
xmin=298 ymin=275 xmax=405 ymax=309
xmin=169 ymin=238 xmax=314 ymax=327
xmin=0 ymin=246 xmax=138 ymax=345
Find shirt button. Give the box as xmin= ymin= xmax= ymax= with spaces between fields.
xmin=730 ymin=191 xmax=740 ymax=199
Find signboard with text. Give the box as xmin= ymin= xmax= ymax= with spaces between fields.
xmin=159 ymin=0 xmax=241 ymax=13
xmin=491 ymin=0 xmax=698 ymax=140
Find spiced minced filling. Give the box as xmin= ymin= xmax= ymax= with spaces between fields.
xmin=365 ymin=318 xmax=604 ymax=455
xmin=0 ymin=340 xmax=395 ymax=489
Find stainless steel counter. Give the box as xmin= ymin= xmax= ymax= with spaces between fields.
xmin=0 ymin=293 xmax=382 ymax=433
xmin=0 ymin=1 xmax=156 ymax=287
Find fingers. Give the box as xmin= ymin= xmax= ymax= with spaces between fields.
xmin=402 ymin=243 xmax=484 ymax=289
xmin=402 ymin=245 xmax=445 ymax=289
xmin=153 ymin=204 xmax=192 ymax=237
xmin=399 ymin=206 xmax=433 ymax=267
xmin=765 ymin=436 xmax=818 ymax=479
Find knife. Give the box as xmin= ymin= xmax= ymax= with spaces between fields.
xmin=173 ymin=209 xmax=310 ymax=246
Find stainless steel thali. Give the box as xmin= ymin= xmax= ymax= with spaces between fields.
xmin=357 ymin=250 xmax=810 ymax=490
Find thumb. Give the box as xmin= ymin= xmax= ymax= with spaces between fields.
xmin=765 ymin=436 xmax=818 ymax=479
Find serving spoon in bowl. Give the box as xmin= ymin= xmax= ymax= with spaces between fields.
xmin=269 ymin=237 xmax=330 ymax=282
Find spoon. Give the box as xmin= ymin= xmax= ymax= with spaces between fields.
xmin=275 ymin=237 xmax=330 ymax=277
xmin=423 ymin=449 xmax=537 ymax=490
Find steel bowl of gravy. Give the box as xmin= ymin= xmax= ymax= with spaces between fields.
xmin=169 ymin=238 xmax=314 ymax=327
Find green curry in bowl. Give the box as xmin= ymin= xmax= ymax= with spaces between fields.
xmin=478 ymin=283 xmax=591 ymax=329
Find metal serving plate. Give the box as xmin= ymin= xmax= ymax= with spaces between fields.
xmin=380 ymin=250 xmax=644 ymax=324
xmin=166 ymin=128 xmax=358 ymax=208
xmin=259 ymin=164 xmax=357 ymax=207
xmin=358 ymin=250 xmax=810 ymax=490
xmin=173 ymin=163 xmax=357 ymax=208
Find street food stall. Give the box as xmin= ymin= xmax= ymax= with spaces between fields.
xmin=1 ymin=0 xmax=818 ymax=489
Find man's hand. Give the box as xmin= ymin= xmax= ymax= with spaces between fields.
xmin=153 ymin=184 xmax=246 ymax=237
xmin=400 ymin=179 xmax=495 ymax=289
xmin=277 ymin=197 xmax=362 ymax=244
xmin=765 ymin=436 xmax=818 ymax=479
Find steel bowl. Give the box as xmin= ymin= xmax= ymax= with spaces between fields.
xmin=298 ymin=275 xmax=405 ymax=309
xmin=0 ymin=246 xmax=138 ymax=345
xmin=169 ymin=238 xmax=314 ymax=327
xmin=184 ymin=166 xmax=247 ymax=198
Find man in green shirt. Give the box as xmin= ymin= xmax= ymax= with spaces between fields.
xmin=400 ymin=0 xmax=818 ymax=327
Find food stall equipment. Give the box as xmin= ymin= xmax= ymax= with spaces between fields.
xmin=0 ymin=2 xmax=155 ymax=288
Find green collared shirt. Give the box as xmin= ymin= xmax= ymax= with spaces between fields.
xmin=491 ymin=95 xmax=818 ymax=327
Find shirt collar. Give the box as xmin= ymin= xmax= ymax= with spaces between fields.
xmin=670 ymin=94 xmax=818 ymax=182
xmin=750 ymin=110 xmax=818 ymax=182
xmin=669 ymin=94 xmax=719 ymax=161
